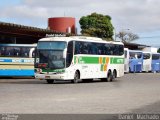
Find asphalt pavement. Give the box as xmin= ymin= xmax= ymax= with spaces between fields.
xmin=0 ymin=73 xmax=160 ymax=114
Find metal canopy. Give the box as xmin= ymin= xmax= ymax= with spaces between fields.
xmin=0 ymin=21 xmax=64 ymax=44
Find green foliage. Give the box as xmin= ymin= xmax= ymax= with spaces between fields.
xmin=79 ymin=13 xmax=114 ymax=40
xmin=158 ymin=48 xmax=160 ymax=53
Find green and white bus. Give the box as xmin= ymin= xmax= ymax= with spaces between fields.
xmin=35 ymin=36 xmax=124 ymax=84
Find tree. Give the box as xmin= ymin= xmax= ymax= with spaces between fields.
xmin=116 ymin=31 xmax=139 ymax=43
xmin=79 ymin=13 xmax=114 ymax=40
xmin=158 ymin=48 xmax=160 ymax=53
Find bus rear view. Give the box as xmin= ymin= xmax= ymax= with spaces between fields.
xmin=129 ymin=50 xmax=143 ymax=73
xmin=142 ymin=52 xmax=152 ymax=72
xmin=151 ymin=53 xmax=160 ymax=72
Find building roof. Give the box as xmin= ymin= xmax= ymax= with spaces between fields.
xmin=0 ymin=21 xmax=64 ymax=38
xmin=124 ymin=42 xmax=150 ymax=50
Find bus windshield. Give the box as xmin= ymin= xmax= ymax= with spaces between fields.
xmin=152 ymin=54 xmax=160 ymax=60
xmin=143 ymin=53 xmax=151 ymax=59
xmin=37 ymin=41 xmax=66 ymax=50
xmin=129 ymin=52 xmax=142 ymax=59
xmin=35 ymin=41 xmax=67 ymax=69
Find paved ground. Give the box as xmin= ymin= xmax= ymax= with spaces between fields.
xmin=0 ymin=73 xmax=160 ymax=114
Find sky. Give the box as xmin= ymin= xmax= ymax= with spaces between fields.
xmin=0 ymin=0 xmax=160 ymax=47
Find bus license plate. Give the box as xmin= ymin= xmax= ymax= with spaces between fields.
xmin=45 ymin=76 xmax=50 ymax=79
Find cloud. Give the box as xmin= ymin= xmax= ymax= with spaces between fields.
xmin=1 ymin=0 xmax=160 ymax=34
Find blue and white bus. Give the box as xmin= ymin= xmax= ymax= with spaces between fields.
xmin=151 ymin=53 xmax=160 ymax=72
xmin=0 ymin=44 xmax=36 ymax=77
xmin=129 ymin=50 xmax=143 ymax=73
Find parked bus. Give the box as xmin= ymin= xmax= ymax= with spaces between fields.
xmin=142 ymin=52 xmax=152 ymax=72
xmin=129 ymin=50 xmax=143 ymax=73
xmin=35 ymin=36 xmax=124 ymax=84
xmin=151 ymin=53 xmax=160 ymax=72
xmin=0 ymin=44 xmax=36 ymax=77
xmin=124 ymin=48 xmax=129 ymax=73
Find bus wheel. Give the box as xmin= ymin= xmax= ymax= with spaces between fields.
xmin=71 ymin=71 xmax=80 ymax=83
xmin=46 ymin=80 xmax=54 ymax=84
xmin=112 ymin=70 xmax=117 ymax=80
xmin=129 ymin=67 xmax=131 ymax=73
xmin=107 ymin=71 xmax=113 ymax=82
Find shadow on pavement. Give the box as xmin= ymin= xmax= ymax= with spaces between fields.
xmin=129 ymin=101 xmax=160 ymax=113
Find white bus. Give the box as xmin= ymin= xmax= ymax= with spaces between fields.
xmin=124 ymin=48 xmax=129 ymax=73
xmin=34 ymin=36 xmax=124 ymax=84
xmin=142 ymin=52 xmax=152 ymax=72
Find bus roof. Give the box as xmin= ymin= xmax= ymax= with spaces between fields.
xmin=124 ymin=48 xmax=129 ymax=50
xmin=152 ymin=53 xmax=160 ymax=55
xmin=129 ymin=50 xmax=143 ymax=53
xmin=0 ymin=44 xmax=37 ymax=47
xmin=39 ymin=36 xmax=124 ymax=45
xmin=143 ymin=51 xmax=151 ymax=54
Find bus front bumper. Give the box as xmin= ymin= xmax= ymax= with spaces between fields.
xmin=35 ymin=73 xmax=68 ymax=80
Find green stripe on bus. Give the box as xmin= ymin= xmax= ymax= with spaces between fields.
xmin=110 ymin=58 xmax=124 ymax=64
xmin=74 ymin=56 xmax=99 ymax=64
xmin=74 ymin=56 xmax=124 ymax=64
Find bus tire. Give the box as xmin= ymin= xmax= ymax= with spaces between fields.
xmin=71 ymin=71 xmax=80 ymax=83
xmin=112 ymin=70 xmax=117 ymax=80
xmin=107 ymin=70 xmax=113 ymax=82
xmin=46 ymin=80 xmax=54 ymax=84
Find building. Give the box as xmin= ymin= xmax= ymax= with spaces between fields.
xmin=0 ymin=17 xmax=76 ymax=44
xmin=142 ymin=47 xmax=158 ymax=53
xmin=124 ymin=42 xmax=149 ymax=50
xmin=0 ymin=21 xmax=65 ymax=44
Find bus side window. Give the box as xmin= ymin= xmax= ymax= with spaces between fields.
xmin=0 ymin=47 xmax=5 ymax=56
xmin=119 ymin=45 xmax=124 ymax=55
xmin=104 ymin=44 xmax=110 ymax=55
xmin=14 ymin=47 xmax=21 ymax=57
xmin=113 ymin=45 xmax=119 ymax=55
xmin=108 ymin=45 xmax=113 ymax=55
xmin=66 ymin=41 xmax=73 ymax=67
xmin=91 ymin=43 xmax=98 ymax=55
xmin=21 ymin=47 xmax=29 ymax=57
xmin=75 ymin=41 xmax=80 ymax=54
xmin=5 ymin=47 xmax=14 ymax=56
xmin=83 ymin=42 xmax=89 ymax=54
xmin=97 ymin=43 xmax=102 ymax=55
